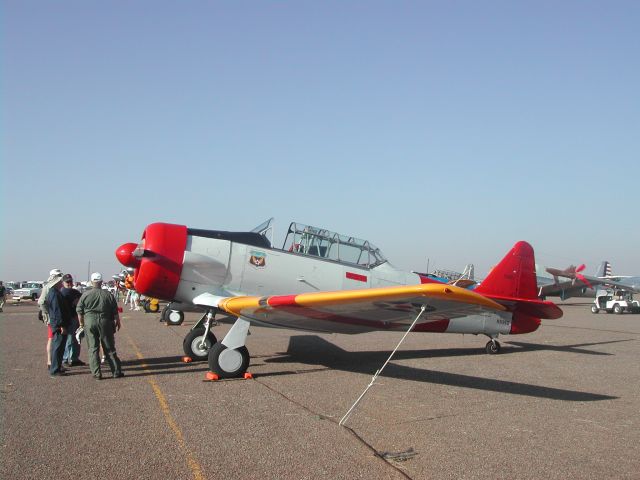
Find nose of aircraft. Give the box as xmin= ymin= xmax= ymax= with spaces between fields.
xmin=114 ymin=223 xmax=188 ymax=301
xmin=115 ymin=242 xmax=141 ymax=269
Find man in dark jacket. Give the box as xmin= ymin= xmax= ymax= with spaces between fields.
xmin=61 ymin=274 xmax=84 ymax=367
xmin=47 ymin=275 xmax=72 ymax=377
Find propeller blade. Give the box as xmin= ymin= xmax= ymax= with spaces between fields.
xmin=575 ymin=273 xmax=593 ymax=290
xmin=576 ymin=264 xmax=586 ymax=273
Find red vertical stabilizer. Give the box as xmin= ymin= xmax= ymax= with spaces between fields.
xmin=475 ymin=241 xmax=538 ymax=299
xmin=476 ymin=241 xmax=563 ymax=322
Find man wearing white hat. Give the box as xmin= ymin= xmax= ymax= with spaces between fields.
xmin=38 ymin=268 xmax=63 ymax=370
xmin=76 ymin=272 xmax=123 ymax=380
xmin=46 ymin=273 xmax=72 ymax=377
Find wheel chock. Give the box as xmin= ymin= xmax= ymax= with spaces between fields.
xmin=243 ymin=372 xmax=253 ymax=379
xmin=205 ymin=372 xmax=219 ymax=381
xmin=181 ymin=356 xmax=193 ymax=363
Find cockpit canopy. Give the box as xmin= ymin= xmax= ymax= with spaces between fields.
xmin=282 ymin=222 xmax=387 ymax=268
xmin=249 ymin=218 xmax=387 ymax=268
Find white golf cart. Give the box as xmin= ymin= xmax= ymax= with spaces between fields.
xmin=592 ymin=289 xmax=640 ymax=314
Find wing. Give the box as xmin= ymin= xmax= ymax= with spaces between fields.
xmin=196 ymin=284 xmax=506 ymax=334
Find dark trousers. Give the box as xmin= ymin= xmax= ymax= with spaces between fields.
xmin=50 ymin=331 xmax=68 ymax=374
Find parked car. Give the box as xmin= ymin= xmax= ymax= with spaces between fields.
xmin=12 ymin=281 xmax=44 ymax=301
xmin=5 ymin=281 xmax=24 ymax=295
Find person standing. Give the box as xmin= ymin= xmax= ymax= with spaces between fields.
xmin=39 ymin=268 xmax=62 ymax=370
xmin=0 ymin=281 xmax=6 ymax=312
xmin=46 ymin=275 xmax=72 ymax=377
xmin=61 ymin=274 xmax=85 ymax=367
xmin=76 ymin=272 xmax=123 ymax=380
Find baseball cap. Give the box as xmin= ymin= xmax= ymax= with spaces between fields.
xmin=62 ymin=274 xmax=73 ymax=282
xmin=91 ymin=272 xmax=103 ymax=282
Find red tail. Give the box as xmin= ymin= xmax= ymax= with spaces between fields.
xmin=475 ymin=241 xmax=538 ymax=299
xmin=476 ymin=241 xmax=563 ymax=325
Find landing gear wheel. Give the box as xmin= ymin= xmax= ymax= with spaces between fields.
xmin=208 ymin=342 xmax=250 ymax=378
xmin=183 ymin=328 xmax=216 ymax=361
xmin=591 ymin=306 xmax=599 ymax=314
xmin=485 ymin=340 xmax=501 ymax=354
xmin=164 ymin=307 xmax=185 ymax=326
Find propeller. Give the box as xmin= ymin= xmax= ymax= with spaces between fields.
xmin=573 ymin=264 xmax=594 ymax=289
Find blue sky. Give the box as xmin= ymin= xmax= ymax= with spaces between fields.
xmin=2 ymin=1 xmax=639 ymax=282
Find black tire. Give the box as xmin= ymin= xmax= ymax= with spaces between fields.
xmin=485 ymin=340 xmax=501 ymax=354
xmin=182 ymin=328 xmax=216 ymax=361
xmin=31 ymin=293 xmax=38 ymax=301
xmin=208 ymin=342 xmax=250 ymax=378
xmin=165 ymin=309 xmax=185 ymax=326
xmin=613 ymin=304 xmax=623 ymax=314
xmin=591 ymin=306 xmax=599 ymax=314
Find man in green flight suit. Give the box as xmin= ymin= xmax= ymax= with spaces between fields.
xmin=76 ymin=272 xmax=124 ymax=380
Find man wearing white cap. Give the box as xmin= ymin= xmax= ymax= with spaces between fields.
xmin=39 ymin=269 xmax=63 ymax=370
xmin=46 ymin=273 xmax=72 ymax=377
xmin=76 ymin=272 xmax=123 ymax=380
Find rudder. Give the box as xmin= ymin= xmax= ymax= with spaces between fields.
xmin=475 ymin=241 xmax=538 ymax=300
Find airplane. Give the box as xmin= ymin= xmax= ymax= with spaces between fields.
xmin=599 ymin=262 xmax=640 ymax=293
xmin=537 ymin=261 xmax=638 ymax=300
xmin=115 ymin=219 xmax=562 ymax=379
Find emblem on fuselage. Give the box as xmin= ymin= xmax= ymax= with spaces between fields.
xmin=249 ymin=250 xmax=266 ymax=268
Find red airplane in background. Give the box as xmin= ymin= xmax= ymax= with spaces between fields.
xmin=116 ymin=219 xmax=562 ymax=379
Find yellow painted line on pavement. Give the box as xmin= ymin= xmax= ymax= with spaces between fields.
xmin=126 ymin=334 xmax=205 ymax=480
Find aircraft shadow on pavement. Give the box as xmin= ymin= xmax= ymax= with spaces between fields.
xmin=505 ymin=338 xmax=635 ymax=355
xmin=120 ymin=356 xmax=210 ymax=376
xmin=262 ymin=335 xmax=618 ymax=402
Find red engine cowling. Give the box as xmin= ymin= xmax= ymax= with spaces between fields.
xmin=115 ymin=223 xmax=187 ymax=301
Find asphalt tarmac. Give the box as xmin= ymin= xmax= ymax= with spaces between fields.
xmin=1 ymin=298 xmax=639 ymax=479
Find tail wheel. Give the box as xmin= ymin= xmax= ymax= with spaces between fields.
xmin=183 ymin=328 xmax=216 ymax=361
xmin=208 ymin=342 xmax=250 ymax=378
xmin=485 ymin=340 xmax=501 ymax=354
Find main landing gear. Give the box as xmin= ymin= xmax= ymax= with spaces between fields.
xmin=485 ymin=336 xmax=501 ymax=354
xmin=208 ymin=317 xmax=251 ymax=378
xmin=182 ymin=311 xmax=252 ymax=378
xmin=182 ymin=311 xmax=217 ymax=361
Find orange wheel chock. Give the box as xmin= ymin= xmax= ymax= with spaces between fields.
xmin=181 ymin=356 xmax=193 ymax=363
xmin=205 ymin=372 xmax=219 ymax=381
xmin=244 ymin=372 xmax=253 ymax=379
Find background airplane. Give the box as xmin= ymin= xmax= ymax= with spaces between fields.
xmin=116 ymin=219 xmax=562 ymax=378
xmin=599 ymin=262 xmax=640 ymax=293
xmin=536 ymin=261 xmax=636 ymax=300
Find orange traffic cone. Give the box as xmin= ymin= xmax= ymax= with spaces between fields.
xmin=205 ymin=372 xmax=219 ymax=381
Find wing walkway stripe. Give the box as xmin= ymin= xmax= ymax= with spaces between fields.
xmin=126 ymin=334 xmax=205 ymax=480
